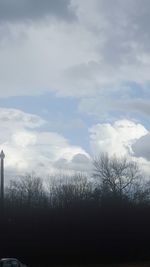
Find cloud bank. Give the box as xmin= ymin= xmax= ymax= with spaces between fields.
xmin=0 ymin=0 xmax=150 ymax=108
xmin=0 ymin=0 xmax=74 ymax=23
xmin=0 ymin=108 xmax=90 ymax=181
xmin=0 ymin=109 xmax=150 ymax=178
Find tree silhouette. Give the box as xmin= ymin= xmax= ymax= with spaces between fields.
xmin=93 ymin=153 xmax=142 ymax=199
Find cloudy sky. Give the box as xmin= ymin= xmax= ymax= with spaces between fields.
xmin=0 ymin=0 xmax=150 ymax=179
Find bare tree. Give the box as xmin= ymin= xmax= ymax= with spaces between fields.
xmin=6 ymin=174 xmax=45 ymax=207
xmin=131 ymin=180 xmax=150 ymax=204
xmin=93 ymin=153 xmax=142 ymax=198
xmin=46 ymin=173 xmax=93 ymax=208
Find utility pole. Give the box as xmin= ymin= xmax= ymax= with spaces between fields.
xmin=0 ymin=150 xmax=5 ymax=209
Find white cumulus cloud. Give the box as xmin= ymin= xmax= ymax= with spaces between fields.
xmin=89 ymin=119 xmax=148 ymax=157
xmin=0 ymin=108 xmax=90 ymax=181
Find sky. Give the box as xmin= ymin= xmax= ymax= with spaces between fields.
xmin=0 ymin=0 xmax=150 ymax=180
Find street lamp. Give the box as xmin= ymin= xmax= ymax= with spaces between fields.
xmin=0 ymin=150 xmax=5 ymax=208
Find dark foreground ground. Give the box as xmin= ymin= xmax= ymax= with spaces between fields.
xmin=1 ymin=196 xmax=150 ymax=265
xmin=30 ymin=263 xmax=150 ymax=267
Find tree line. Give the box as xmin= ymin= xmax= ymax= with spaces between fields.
xmin=1 ymin=154 xmax=150 ymax=265
xmin=5 ymin=154 xmax=150 ymax=208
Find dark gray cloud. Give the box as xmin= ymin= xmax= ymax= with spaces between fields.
xmin=79 ymin=96 xmax=150 ymax=120
xmin=1 ymin=0 xmax=150 ymax=101
xmin=132 ymin=134 xmax=150 ymax=160
xmin=54 ymin=153 xmax=91 ymax=172
xmin=114 ymin=99 xmax=150 ymax=117
xmin=96 ymin=0 xmax=150 ymax=65
xmin=0 ymin=0 xmax=74 ymax=23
